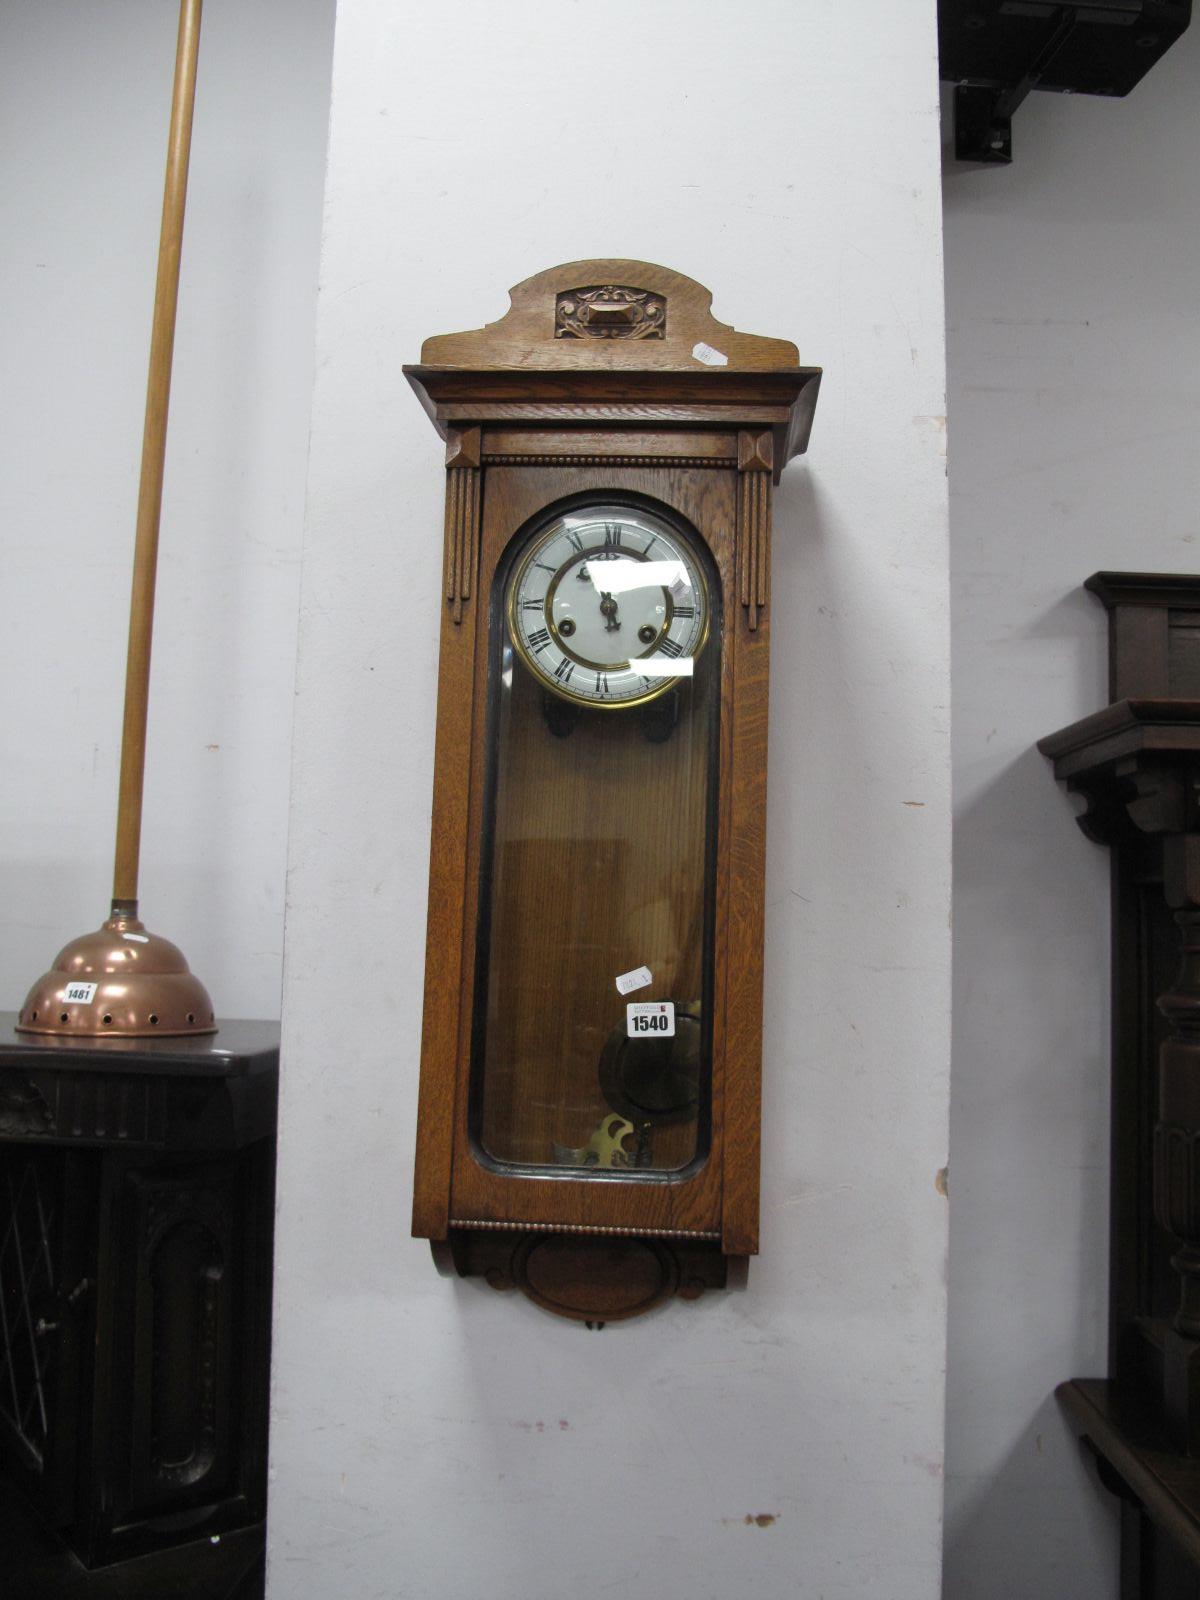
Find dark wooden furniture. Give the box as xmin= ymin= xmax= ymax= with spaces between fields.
xmin=1041 ymin=574 xmax=1200 ymax=1597
xmin=406 ymin=260 xmax=820 ymax=1321
xmin=0 ymin=1015 xmax=277 ymax=1597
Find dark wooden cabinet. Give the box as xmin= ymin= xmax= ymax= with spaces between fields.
xmin=0 ymin=1016 xmax=277 ymax=1597
xmin=1041 ymin=576 xmax=1200 ymax=1598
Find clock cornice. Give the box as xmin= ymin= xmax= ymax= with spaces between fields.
xmin=403 ymin=259 xmax=822 ymax=474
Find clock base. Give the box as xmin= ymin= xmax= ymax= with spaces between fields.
xmin=430 ymin=1229 xmax=744 ymax=1322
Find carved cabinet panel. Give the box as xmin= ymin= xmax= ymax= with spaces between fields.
xmin=0 ymin=1016 xmax=277 ymax=1579
xmin=1042 ymin=575 xmax=1200 ymax=1598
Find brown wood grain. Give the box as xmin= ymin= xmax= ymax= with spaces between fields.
xmin=409 ymin=263 xmax=816 ymax=1314
xmin=722 ymin=594 xmax=770 ymax=1256
xmin=412 ymin=458 xmax=777 ymax=1247
xmin=407 ymin=383 xmax=820 ymax=476
xmin=410 ymin=540 xmax=481 ymax=1239
xmin=481 ymin=427 xmax=738 ymax=464
xmin=445 ymin=466 xmax=733 ymax=1241
xmin=417 ymin=259 xmax=802 ymax=373
xmin=113 ymin=0 xmax=202 ymax=907
xmin=410 ymin=370 xmax=817 ymax=408
xmin=478 ymin=603 xmax=714 ymax=1174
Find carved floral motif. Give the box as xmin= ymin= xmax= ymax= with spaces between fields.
xmin=555 ymin=285 xmax=666 ymax=340
xmin=0 ymin=1071 xmax=53 ymax=1136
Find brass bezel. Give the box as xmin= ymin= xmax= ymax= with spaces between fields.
xmin=505 ymin=505 xmax=711 ymax=710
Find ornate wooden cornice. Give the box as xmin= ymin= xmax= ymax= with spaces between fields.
xmin=404 ymin=259 xmax=821 ymax=479
xmin=1039 ymin=700 xmax=1200 ymax=847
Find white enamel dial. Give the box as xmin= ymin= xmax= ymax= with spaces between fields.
xmin=506 ymin=504 xmax=710 ymax=707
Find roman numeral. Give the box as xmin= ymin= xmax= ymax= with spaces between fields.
xmin=521 ymin=599 xmax=543 ymax=611
xmin=527 ymin=628 xmax=551 ymax=654
xmin=535 ymin=561 xmax=556 ymax=573
xmin=594 ymin=672 xmax=609 ymax=695
xmin=659 ymin=637 xmax=683 ymax=659
xmin=554 ymin=659 xmax=574 ymax=684
xmin=643 ymin=534 xmax=658 ymax=557
xmin=603 ymin=523 xmax=622 ymax=551
xmin=673 ymin=604 xmax=695 ymax=618
xmin=566 ymin=529 xmax=584 ymax=552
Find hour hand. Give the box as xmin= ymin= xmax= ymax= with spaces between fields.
xmin=599 ymin=591 xmax=621 ymax=632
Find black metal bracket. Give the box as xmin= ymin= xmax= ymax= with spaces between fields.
xmin=954 ymin=8 xmax=1077 ymax=161
xmin=954 ymin=85 xmax=1015 ymax=162
xmin=940 ymin=1 xmax=1192 ymax=165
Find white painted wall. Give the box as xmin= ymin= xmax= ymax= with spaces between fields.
xmin=0 ymin=0 xmax=334 ymax=1020
xmin=272 ymin=3 xmax=950 ymax=1598
xmin=14 ymin=3 xmax=1183 ymax=1594
xmin=942 ymin=29 xmax=1200 ymax=1597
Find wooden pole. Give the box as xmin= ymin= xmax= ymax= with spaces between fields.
xmin=112 ymin=0 xmax=203 ymax=914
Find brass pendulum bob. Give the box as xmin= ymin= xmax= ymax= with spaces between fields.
xmin=17 ymin=0 xmax=215 ymax=1038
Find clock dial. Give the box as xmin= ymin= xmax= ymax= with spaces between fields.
xmin=506 ymin=504 xmax=710 ymax=706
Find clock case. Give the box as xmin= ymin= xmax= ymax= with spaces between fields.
xmin=405 ymin=261 xmax=820 ymax=1321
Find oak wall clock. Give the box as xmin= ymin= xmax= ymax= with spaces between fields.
xmin=406 ymin=260 xmax=820 ymax=1321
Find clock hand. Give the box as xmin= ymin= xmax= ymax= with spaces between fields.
xmin=599 ymin=591 xmax=621 ymax=632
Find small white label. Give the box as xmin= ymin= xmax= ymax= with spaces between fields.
xmin=615 ymin=965 xmax=653 ymax=996
xmin=692 ymin=341 xmax=728 ymax=367
xmin=122 ymin=932 xmax=149 ymax=944
xmin=627 ymin=1000 xmax=676 ymax=1037
xmin=63 ymin=982 xmax=97 ymax=1004
xmin=639 ymin=657 xmax=693 ymax=677
xmin=597 ymin=560 xmax=686 ymax=596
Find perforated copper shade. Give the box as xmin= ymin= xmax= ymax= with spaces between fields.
xmin=17 ymin=914 xmax=215 ymax=1038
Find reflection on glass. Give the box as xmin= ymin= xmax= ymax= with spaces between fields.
xmin=472 ymin=502 xmax=719 ymax=1175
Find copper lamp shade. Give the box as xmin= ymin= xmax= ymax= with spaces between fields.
xmin=18 ymin=914 xmax=215 ymax=1038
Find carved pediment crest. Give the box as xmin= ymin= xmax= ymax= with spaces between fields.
xmin=555 ymin=284 xmax=665 ymax=340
